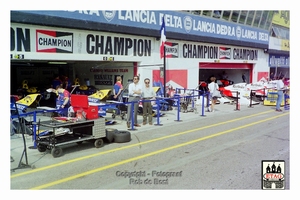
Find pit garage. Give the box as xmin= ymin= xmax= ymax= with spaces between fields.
xmin=11 ymin=60 xmax=137 ymax=107
xmin=199 ymin=63 xmax=253 ymax=85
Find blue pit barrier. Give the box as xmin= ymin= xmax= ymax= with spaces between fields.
xmin=11 ymin=107 xmax=67 ymax=149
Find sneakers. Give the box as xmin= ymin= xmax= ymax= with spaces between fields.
xmin=275 ymin=109 xmax=282 ymax=112
xmin=207 ymin=108 xmax=215 ymax=112
xmin=143 ymin=122 xmax=152 ymax=125
xmin=127 ymin=123 xmax=142 ymax=127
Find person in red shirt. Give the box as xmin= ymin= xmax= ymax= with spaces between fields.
xmin=113 ymin=76 xmax=123 ymax=101
xmin=49 ymin=84 xmax=70 ymax=116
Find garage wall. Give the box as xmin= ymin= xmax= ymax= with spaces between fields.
xmin=10 ymin=22 xmax=271 ymax=94
xmin=72 ymin=61 xmax=134 ymax=90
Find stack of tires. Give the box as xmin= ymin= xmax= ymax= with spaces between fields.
xmin=105 ymin=128 xmax=131 ymax=143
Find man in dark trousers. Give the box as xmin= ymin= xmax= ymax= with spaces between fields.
xmin=126 ymin=76 xmax=142 ymax=128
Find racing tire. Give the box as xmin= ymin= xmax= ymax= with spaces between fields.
xmin=51 ymin=147 xmax=63 ymax=158
xmin=112 ymin=114 xmax=116 ymax=119
xmin=37 ymin=144 xmax=47 ymax=152
xmin=94 ymin=138 xmax=104 ymax=148
xmin=113 ymin=130 xmax=131 ymax=143
xmin=43 ymin=91 xmax=51 ymax=100
xmin=105 ymin=128 xmax=117 ymax=143
xmin=121 ymin=113 xmax=125 ymax=120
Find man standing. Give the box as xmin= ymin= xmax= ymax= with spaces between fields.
xmin=127 ymin=76 xmax=142 ymax=128
xmin=275 ymin=76 xmax=285 ymax=112
xmin=142 ymin=78 xmax=156 ymax=125
xmin=207 ymin=76 xmax=219 ymax=112
xmin=270 ymin=72 xmax=275 ymax=81
xmin=242 ymin=73 xmax=246 ymax=83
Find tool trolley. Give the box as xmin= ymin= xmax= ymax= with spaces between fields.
xmin=36 ymin=117 xmax=106 ymax=157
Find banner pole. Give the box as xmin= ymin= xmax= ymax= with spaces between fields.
xmin=163 ymin=45 xmax=166 ymax=97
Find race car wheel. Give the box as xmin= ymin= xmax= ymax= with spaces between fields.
xmin=43 ymin=91 xmax=51 ymax=100
xmin=37 ymin=144 xmax=47 ymax=152
xmin=114 ymin=130 xmax=131 ymax=143
xmin=112 ymin=113 xmax=116 ymax=119
xmin=51 ymin=147 xmax=63 ymax=158
xmin=121 ymin=113 xmax=125 ymax=120
xmin=105 ymin=128 xmax=117 ymax=143
xmin=94 ymin=138 xmax=104 ymax=148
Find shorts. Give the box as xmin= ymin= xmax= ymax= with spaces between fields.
xmin=209 ymin=94 xmax=218 ymax=100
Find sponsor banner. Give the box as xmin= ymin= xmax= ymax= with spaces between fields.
xmin=272 ymin=11 xmax=290 ymax=28
xmin=94 ymin=74 xmax=113 ymax=85
xmin=219 ymin=47 xmax=231 ymax=59
xmin=11 ymin=23 xmax=152 ymax=58
xmin=233 ymin=48 xmax=258 ymax=60
xmin=182 ymin=44 xmax=219 ymax=59
xmin=11 ymin=23 xmax=261 ymax=62
xmin=164 ymin=41 xmax=178 ymax=58
xmin=182 ymin=43 xmax=257 ymax=61
xmin=90 ymin=68 xmax=129 ymax=73
xmin=269 ymin=54 xmax=289 ymax=68
xmin=15 ymin=10 xmax=269 ymax=45
xmin=36 ymin=30 xmax=73 ymax=53
xmin=281 ymin=39 xmax=290 ymax=51
xmin=152 ymin=69 xmax=187 ymax=97
xmin=269 ymin=37 xmax=281 ymax=50
xmin=88 ymin=97 xmax=100 ymax=103
xmin=257 ymin=72 xmax=269 ymax=83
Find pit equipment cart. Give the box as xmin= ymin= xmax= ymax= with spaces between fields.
xmin=36 ymin=117 xmax=106 ymax=157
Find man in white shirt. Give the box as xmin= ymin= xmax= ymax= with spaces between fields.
xmin=127 ymin=76 xmax=143 ymax=128
xmin=275 ymin=76 xmax=285 ymax=112
xmin=207 ymin=76 xmax=219 ymax=112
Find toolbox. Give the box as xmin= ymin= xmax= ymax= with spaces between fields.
xmin=71 ymin=94 xmax=99 ymax=119
xmin=83 ymin=106 xmax=99 ymax=120
xmin=71 ymin=94 xmax=89 ymax=108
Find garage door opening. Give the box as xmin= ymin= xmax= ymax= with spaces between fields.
xmin=199 ymin=62 xmax=253 ymax=84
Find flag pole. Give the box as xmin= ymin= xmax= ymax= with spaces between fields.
xmin=163 ymin=45 xmax=166 ymax=97
xmin=160 ymin=15 xmax=166 ymax=97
